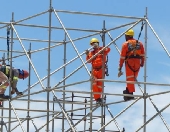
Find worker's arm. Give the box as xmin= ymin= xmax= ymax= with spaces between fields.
xmin=140 ymin=42 xmax=145 ymax=67
xmin=104 ymin=47 xmax=111 ymax=54
xmin=119 ymin=43 xmax=127 ymax=69
xmin=86 ymin=51 xmax=93 ymax=63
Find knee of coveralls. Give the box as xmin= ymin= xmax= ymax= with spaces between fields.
xmin=92 ymin=68 xmax=104 ymax=100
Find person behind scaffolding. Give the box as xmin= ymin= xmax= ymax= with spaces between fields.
xmin=118 ymin=29 xmax=145 ymax=101
xmin=85 ymin=38 xmax=110 ymax=104
xmin=0 ymin=65 xmax=29 ymax=99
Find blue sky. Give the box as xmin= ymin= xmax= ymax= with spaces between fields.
xmin=1 ymin=0 xmax=170 ymax=132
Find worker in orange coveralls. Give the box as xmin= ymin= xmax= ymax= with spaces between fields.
xmin=118 ymin=29 xmax=145 ymax=101
xmin=86 ymin=38 xmax=110 ymax=104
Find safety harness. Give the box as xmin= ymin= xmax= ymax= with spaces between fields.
xmin=125 ymin=41 xmax=142 ymax=72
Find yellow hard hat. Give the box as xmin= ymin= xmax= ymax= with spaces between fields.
xmin=90 ymin=38 xmax=99 ymax=45
xmin=125 ymin=29 xmax=134 ymax=36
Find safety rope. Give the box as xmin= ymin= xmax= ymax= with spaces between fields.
xmin=105 ymin=56 xmax=109 ymax=76
xmin=137 ymin=20 xmax=144 ymax=42
xmin=7 ymin=26 xmax=10 ymax=62
xmin=99 ymin=34 xmax=109 ymax=76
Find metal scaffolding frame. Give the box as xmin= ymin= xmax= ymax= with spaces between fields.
xmin=0 ymin=1 xmax=170 ymax=132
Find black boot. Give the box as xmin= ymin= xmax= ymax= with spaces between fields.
xmin=0 ymin=94 xmax=10 ymax=99
xmin=123 ymin=88 xmax=134 ymax=101
xmin=123 ymin=90 xmax=128 ymax=101
xmin=96 ymin=98 xmax=103 ymax=105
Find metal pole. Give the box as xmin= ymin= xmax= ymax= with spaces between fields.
xmin=84 ymin=99 xmax=87 ymax=131
xmin=27 ymin=43 xmax=31 ymax=132
xmin=101 ymin=20 xmax=106 ymax=132
xmin=52 ymin=96 xmax=55 ymax=132
xmin=46 ymin=0 xmax=52 ymax=131
xmin=143 ymin=7 xmax=148 ymax=132
xmin=62 ymin=33 xmax=67 ymax=132
xmin=0 ymin=102 xmax=3 ymax=132
xmin=8 ymin=12 xmax=14 ymax=132
xmin=89 ymin=68 xmax=93 ymax=132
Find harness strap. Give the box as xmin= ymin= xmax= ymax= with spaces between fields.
xmin=128 ymin=55 xmax=141 ymax=59
xmin=126 ymin=61 xmax=140 ymax=73
xmin=93 ymin=66 xmax=102 ymax=71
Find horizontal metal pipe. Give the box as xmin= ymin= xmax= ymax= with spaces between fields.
xmin=55 ymin=9 xmax=144 ymax=19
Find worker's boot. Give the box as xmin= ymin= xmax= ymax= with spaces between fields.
xmin=96 ymin=98 xmax=103 ymax=106
xmin=123 ymin=88 xmax=134 ymax=101
xmin=123 ymin=90 xmax=128 ymax=101
xmin=0 ymin=94 xmax=10 ymax=100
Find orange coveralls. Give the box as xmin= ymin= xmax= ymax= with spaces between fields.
xmin=119 ymin=39 xmax=145 ymax=93
xmin=86 ymin=47 xmax=110 ymax=100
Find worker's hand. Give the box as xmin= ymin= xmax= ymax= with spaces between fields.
xmin=118 ymin=67 xmax=123 ymax=77
xmin=85 ymin=50 xmax=89 ymax=55
xmin=140 ymin=61 xmax=144 ymax=67
xmin=118 ymin=67 xmax=122 ymax=71
xmin=140 ymin=58 xmax=144 ymax=67
xmin=118 ymin=71 xmax=123 ymax=77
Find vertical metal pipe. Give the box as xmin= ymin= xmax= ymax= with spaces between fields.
xmin=27 ymin=43 xmax=31 ymax=132
xmin=0 ymin=102 xmax=4 ymax=132
xmin=46 ymin=0 xmax=52 ymax=131
xmin=52 ymin=96 xmax=55 ymax=132
xmin=71 ymin=93 xmax=74 ymax=120
xmin=62 ymin=33 xmax=67 ymax=132
xmin=8 ymin=12 xmax=14 ymax=132
xmin=1 ymin=35 xmax=7 ymax=132
xmin=84 ymin=98 xmax=87 ymax=132
xmin=89 ymin=67 xmax=93 ymax=132
xmin=143 ymin=7 xmax=148 ymax=132
xmin=101 ymin=20 xmax=106 ymax=132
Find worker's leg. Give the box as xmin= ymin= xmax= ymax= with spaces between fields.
xmin=125 ymin=65 xmax=135 ymax=93
xmin=125 ymin=59 xmax=140 ymax=93
xmin=92 ymin=69 xmax=103 ymax=100
xmin=96 ymin=68 xmax=103 ymax=97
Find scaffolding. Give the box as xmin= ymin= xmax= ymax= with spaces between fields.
xmin=0 ymin=1 xmax=170 ymax=132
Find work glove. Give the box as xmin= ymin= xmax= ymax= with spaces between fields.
xmin=118 ymin=67 xmax=123 ymax=77
xmin=140 ymin=64 xmax=144 ymax=67
xmin=85 ymin=50 xmax=89 ymax=55
xmin=118 ymin=67 xmax=122 ymax=71
xmin=140 ymin=60 xmax=144 ymax=67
